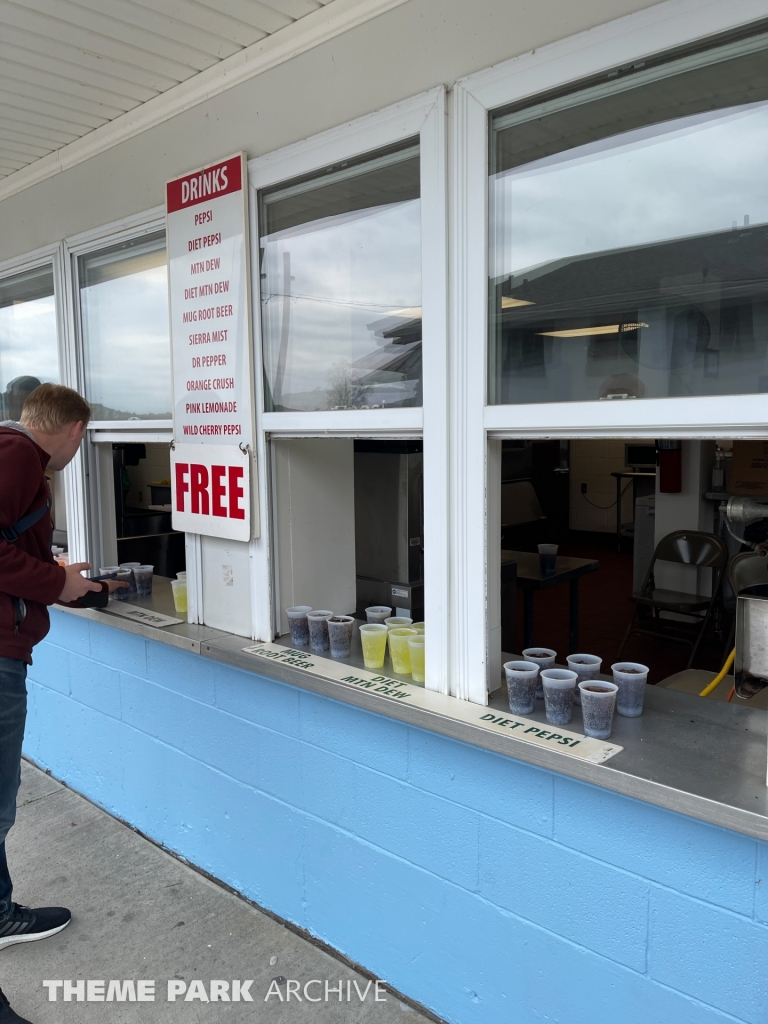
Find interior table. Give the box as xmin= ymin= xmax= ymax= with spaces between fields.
xmin=502 ymin=550 xmax=600 ymax=654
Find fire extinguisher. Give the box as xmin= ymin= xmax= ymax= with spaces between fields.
xmin=658 ymin=440 xmax=682 ymax=493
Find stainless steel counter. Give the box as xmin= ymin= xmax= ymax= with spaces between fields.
xmin=55 ymin=595 xmax=768 ymax=842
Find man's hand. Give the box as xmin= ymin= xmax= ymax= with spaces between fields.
xmin=58 ymin=562 xmax=102 ymax=603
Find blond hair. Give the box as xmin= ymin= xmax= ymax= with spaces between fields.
xmin=20 ymin=383 xmax=91 ymax=434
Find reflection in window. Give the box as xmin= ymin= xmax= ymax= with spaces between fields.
xmin=0 ymin=266 xmax=58 ymax=420
xmin=260 ymin=142 xmax=422 ymax=412
xmin=489 ymin=37 xmax=768 ymax=405
xmin=80 ymin=232 xmax=171 ymax=420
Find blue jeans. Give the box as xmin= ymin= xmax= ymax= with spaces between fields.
xmin=0 ymin=657 xmax=27 ymax=921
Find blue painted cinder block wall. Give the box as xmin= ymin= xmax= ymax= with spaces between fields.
xmin=21 ymin=610 xmax=768 ymax=1024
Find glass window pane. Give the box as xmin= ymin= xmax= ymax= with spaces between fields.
xmin=260 ymin=141 xmax=422 ymax=412
xmin=489 ymin=38 xmax=768 ymax=405
xmin=80 ymin=232 xmax=172 ymax=420
xmin=0 ymin=266 xmax=58 ymax=420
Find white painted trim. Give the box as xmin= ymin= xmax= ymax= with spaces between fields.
xmin=65 ymin=207 xmax=165 ymax=254
xmin=0 ymin=243 xmax=60 ymax=281
xmin=248 ymin=176 xmax=276 ymax=643
xmin=261 ymin=409 xmax=423 ymax=435
xmin=89 ymin=430 xmax=174 ymax=444
xmin=88 ymin=420 xmax=173 ymax=432
xmin=248 ymin=88 xmax=439 ymax=188
xmin=484 ymin=396 xmax=768 ymax=438
xmin=0 ymin=0 xmax=411 ymax=205
xmin=448 ymin=83 xmax=490 ymax=704
xmin=419 ymin=89 xmax=450 ymax=694
xmin=459 ymin=0 xmax=768 ymax=109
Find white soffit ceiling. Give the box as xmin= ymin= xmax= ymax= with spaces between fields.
xmin=0 ymin=0 xmax=408 ymax=200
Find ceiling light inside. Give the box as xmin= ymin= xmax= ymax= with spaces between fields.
xmin=538 ymin=325 xmax=621 ymax=338
xmin=501 ymin=296 xmax=535 ymax=308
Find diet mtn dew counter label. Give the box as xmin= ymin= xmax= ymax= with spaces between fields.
xmin=242 ymin=643 xmax=623 ymax=764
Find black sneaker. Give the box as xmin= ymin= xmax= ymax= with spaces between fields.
xmin=0 ymin=988 xmax=33 ymax=1023
xmin=0 ymin=903 xmax=71 ymax=950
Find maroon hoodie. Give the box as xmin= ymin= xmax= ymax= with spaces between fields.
xmin=0 ymin=425 xmax=66 ymax=664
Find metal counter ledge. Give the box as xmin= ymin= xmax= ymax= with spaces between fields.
xmin=55 ymin=582 xmax=768 ymax=842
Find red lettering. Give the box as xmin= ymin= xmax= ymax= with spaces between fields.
xmin=229 ymin=466 xmax=245 ymax=520
xmin=191 ymin=464 xmax=209 ymax=515
xmin=175 ymin=463 xmax=189 ymax=512
xmin=212 ymin=465 xmax=227 ymax=517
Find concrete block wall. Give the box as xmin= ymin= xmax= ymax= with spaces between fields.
xmin=22 ymin=610 xmax=768 ymax=1024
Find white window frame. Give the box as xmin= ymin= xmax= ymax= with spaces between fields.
xmin=62 ymin=211 xmax=203 ymax=614
xmin=0 ymin=243 xmax=82 ymax=555
xmin=247 ymin=87 xmax=450 ymax=691
xmin=451 ymin=0 xmax=768 ymax=703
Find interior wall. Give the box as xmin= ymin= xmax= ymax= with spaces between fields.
xmin=569 ymin=439 xmax=636 ymax=533
xmin=0 ymin=0 xmax=663 ymax=260
xmin=124 ymin=443 xmax=171 ymax=510
xmin=654 ymin=441 xmax=716 ymax=595
xmin=273 ymin=438 xmax=357 ymax=636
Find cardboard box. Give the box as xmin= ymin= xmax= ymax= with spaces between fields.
xmin=731 ymin=441 xmax=768 ymax=495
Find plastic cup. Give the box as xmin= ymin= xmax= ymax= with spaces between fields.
xmin=134 ymin=565 xmax=154 ymax=597
xmin=538 ymin=543 xmax=558 ymax=574
xmin=285 ymin=606 xmax=312 ymax=646
xmin=365 ymin=606 xmax=392 ymax=624
xmin=566 ymin=654 xmax=603 ymax=706
xmin=503 ymin=661 xmax=539 ymax=715
xmin=99 ymin=566 xmax=119 ymax=575
xmin=522 ymin=647 xmax=556 ymax=699
xmin=170 ymin=579 xmax=187 ymax=617
xmin=176 ymin=571 xmax=187 ymax=580
xmin=360 ymin=623 xmax=388 ymax=668
xmin=408 ymin=635 xmax=426 ymax=684
xmin=579 ymin=681 xmax=618 ymax=739
xmin=611 ymin=662 xmax=649 ymax=718
xmin=327 ymin=615 xmax=354 ymax=659
xmin=410 ymin=622 xmax=425 ymax=633
xmin=389 ymin=627 xmax=416 ymax=674
xmin=119 ymin=562 xmax=141 ymax=593
xmin=541 ymin=668 xmax=578 ymax=725
xmin=307 ymin=610 xmax=332 ymax=651
xmin=385 ymin=616 xmax=413 ymax=630
xmin=112 ymin=568 xmax=132 ymax=601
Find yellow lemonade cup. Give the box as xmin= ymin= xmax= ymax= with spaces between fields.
xmin=388 ymin=627 xmax=416 ymax=675
xmin=411 ymin=622 xmax=425 ymax=633
xmin=359 ymin=623 xmax=388 ymax=669
xmin=408 ymin=634 xmax=426 ymax=684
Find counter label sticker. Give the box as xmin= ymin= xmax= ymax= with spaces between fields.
xmin=166 ymin=153 xmax=258 ymax=540
xmin=106 ymin=605 xmax=184 ymax=628
xmin=241 ymin=643 xmax=623 ymax=764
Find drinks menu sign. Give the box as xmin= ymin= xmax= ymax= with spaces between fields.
xmin=166 ymin=154 xmax=256 ymax=542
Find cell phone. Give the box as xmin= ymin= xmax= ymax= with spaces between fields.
xmin=86 ymin=572 xmax=117 ymax=581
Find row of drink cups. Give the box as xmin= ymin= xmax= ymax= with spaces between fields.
xmin=505 ymin=648 xmax=649 ymax=739
xmin=285 ymin=606 xmax=426 ymax=681
xmin=100 ymin=562 xmax=154 ymax=599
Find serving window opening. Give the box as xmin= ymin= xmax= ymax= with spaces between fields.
xmin=271 ymin=437 xmax=425 ymax=682
xmin=492 ymin=437 xmax=768 ymax=713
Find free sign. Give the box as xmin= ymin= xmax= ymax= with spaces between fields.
xmin=171 ymin=443 xmax=250 ymax=542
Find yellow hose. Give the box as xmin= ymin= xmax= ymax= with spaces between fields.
xmin=698 ymin=648 xmax=735 ymax=697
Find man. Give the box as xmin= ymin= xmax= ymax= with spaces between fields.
xmin=0 ymin=384 xmax=124 ymax=1024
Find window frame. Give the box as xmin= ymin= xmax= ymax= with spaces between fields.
xmin=62 ymin=210 xmax=201 ymax=612
xmin=451 ymin=0 xmax=768 ymax=703
xmin=247 ymin=88 xmax=450 ymax=691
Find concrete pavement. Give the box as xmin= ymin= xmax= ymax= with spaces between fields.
xmin=1 ymin=760 xmax=434 ymax=1023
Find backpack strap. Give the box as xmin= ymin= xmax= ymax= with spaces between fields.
xmin=1 ymin=495 xmax=50 ymax=543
